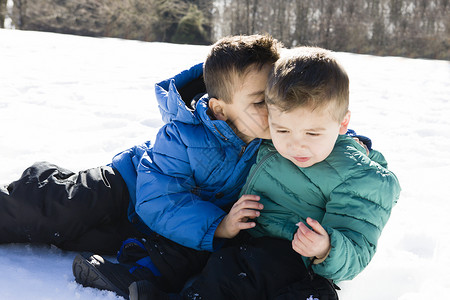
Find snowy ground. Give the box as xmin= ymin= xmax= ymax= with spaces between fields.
xmin=0 ymin=29 xmax=449 ymax=299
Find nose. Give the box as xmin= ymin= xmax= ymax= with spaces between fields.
xmin=288 ymin=135 xmax=305 ymax=151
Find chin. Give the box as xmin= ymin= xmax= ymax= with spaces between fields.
xmin=255 ymin=132 xmax=271 ymax=140
xmin=291 ymin=159 xmax=315 ymax=168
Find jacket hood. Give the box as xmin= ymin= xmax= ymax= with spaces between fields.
xmin=154 ymin=63 xmax=206 ymax=124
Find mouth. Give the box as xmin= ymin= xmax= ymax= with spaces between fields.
xmin=294 ymin=156 xmax=310 ymax=163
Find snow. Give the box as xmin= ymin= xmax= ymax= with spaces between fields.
xmin=0 ymin=28 xmax=449 ymax=299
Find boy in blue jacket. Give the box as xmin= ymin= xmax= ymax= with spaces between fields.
xmin=0 ymin=34 xmax=280 ymax=296
xmin=69 ymin=34 xmax=279 ymax=297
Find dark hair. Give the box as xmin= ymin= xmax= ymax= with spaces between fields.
xmin=204 ymin=34 xmax=282 ymax=103
xmin=266 ymin=47 xmax=349 ymax=121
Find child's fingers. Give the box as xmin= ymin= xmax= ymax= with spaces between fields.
xmin=241 ymin=200 xmax=264 ymax=211
xmin=233 ymin=195 xmax=264 ymax=211
xmin=235 ymin=208 xmax=260 ymax=219
xmin=238 ymin=221 xmax=256 ymax=230
xmin=237 ymin=194 xmax=260 ymax=203
xmin=293 ymin=221 xmax=331 ymax=258
xmin=297 ymin=222 xmax=316 ymax=242
xmin=292 ymin=233 xmax=309 ymax=255
xmin=306 ymin=217 xmax=327 ymax=236
xmin=353 ymin=137 xmax=369 ymax=155
xmin=293 ymin=229 xmax=310 ymax=249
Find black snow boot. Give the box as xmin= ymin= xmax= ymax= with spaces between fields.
xmin=73 ymin=252 xmax=154 ymax=299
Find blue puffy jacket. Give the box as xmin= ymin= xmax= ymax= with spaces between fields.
xmin=112 ymin=63 xmax=262 ymax=252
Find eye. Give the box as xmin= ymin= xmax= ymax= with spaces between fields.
xmin=277 ymin=129 xmax=290 ymax=134
xmin=254 ymin=99 xmax=266 ymax=106
xmin=307 ymin=132 xmax=320 ymax=136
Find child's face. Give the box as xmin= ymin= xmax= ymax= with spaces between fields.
xmin=268 ymin=104 xmax=350 ymax=168
xmin=219 ymin=64 xmax=272 ymax=143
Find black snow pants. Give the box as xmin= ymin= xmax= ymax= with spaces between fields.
xmin=183 ymin=236 xmax=339 ymax=300
xmin=118 ymin=234 xmax=338 ymax=299
xmin=0 ymin=161 xmax=141 ymax=254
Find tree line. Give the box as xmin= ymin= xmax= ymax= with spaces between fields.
xmin=215 ymin=0 xmax=449 ymax=60
xmin=6 ymin=0 xmax=212 ymax=44
xmin=2 ymin=0 xmax=449 ymax=60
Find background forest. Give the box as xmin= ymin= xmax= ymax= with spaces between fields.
xmin=1 ymin=0 xmax=449 ymax=59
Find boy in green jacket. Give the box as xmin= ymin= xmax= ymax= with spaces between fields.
xmin=177 ymin=46 xmax=401 ymax=299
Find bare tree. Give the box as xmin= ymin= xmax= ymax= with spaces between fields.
xmin=0 ymin=0 xmax=7 ymax=28
xmin=294 ymin=0 xmax=311 ymax=46
xmin=12 ymin=0 xmax=27 ymax=29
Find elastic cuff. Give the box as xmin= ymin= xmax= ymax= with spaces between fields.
xmin=201 ymin=215 xmax=225 ymax=252
xmin=313 ymin=246 xmax=332 ymax=264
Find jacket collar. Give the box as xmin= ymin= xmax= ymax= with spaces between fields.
xmin=154 ymin=63 xmax=204 ymax=125
xmin=195 ymin=98 xmax=260 ymax=149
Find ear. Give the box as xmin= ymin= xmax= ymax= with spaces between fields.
xmin=208 ymin=98 xmax=228 ymax=121
xmin=339 ymin=110 xmax=351 ymax=134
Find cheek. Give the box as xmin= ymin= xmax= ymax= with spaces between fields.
xmin=260 ymin=115 xmax=269 ymax=127
xmin=255 ymin=107 xmax=268 ymax=120
xmin=260 ymin=106 xmax=269 ymax=116
xmin=253 ymin=109 xmax=269 ymax=127
xmin=271 ymin=136 xmax=286 ymax=154
xmin=314 ymin=140 xmax=335 ymax=159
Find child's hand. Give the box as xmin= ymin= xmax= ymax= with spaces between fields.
xmin=292 ymin=217 xmax=331 ymax=260
xmin=214 ymin=194 xmax=263 ymax=239
xmin=353 ymin=137 xmax=370 ymax=155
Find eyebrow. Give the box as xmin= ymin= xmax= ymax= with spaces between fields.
xmin=270 ymin=122 xmax=327 ymax=132
xmin=305 ymin=127 xmax=327 ymax=131
xmin=270 ymin=122 xmax=284 ymax=128
xmin=247 ymin=90 xmax=265 ymax=98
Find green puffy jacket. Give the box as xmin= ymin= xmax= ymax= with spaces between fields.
xmin=240 ymin=135 xmax=401 ymax=282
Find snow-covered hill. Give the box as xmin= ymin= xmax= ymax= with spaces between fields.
xmin=0 ymin=29 xmax=449 ymax=299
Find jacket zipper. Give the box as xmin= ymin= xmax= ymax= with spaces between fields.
xmin=212 ymin=124 xmax=228 ymax=140
xmin=241 ymin=149 xmax=277 ymax=194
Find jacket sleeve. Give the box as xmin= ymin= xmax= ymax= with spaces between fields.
xmin=134 ymin=123 xmax=226 ymax=252
xmin=368 ymin=149 xmax=388 ymax=168
xmin=311 ymin=165 xmax=401 ymax=282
